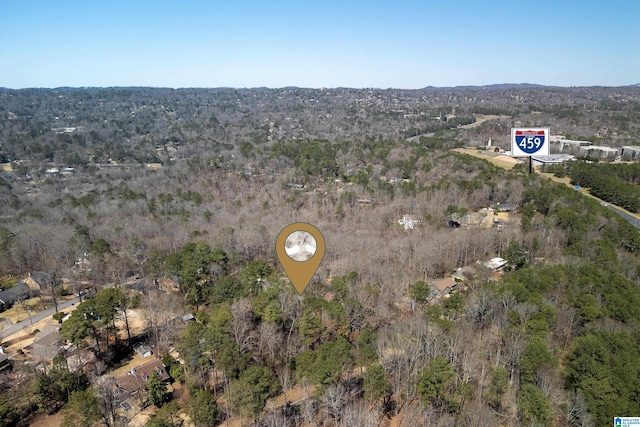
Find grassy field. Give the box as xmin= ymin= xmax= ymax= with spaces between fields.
xmin=0 ymin=276 xmax=18 ymax=290
xmin=0 ymin=297 xmax=44 ymax=325
xmin=453 ymin=147 xmax=520 ymax=169
xmin=460 ymin=114 xmax=511 ymax=129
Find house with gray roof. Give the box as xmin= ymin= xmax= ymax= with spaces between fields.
xmin=0 ymin=282 xmax=34 ymax=310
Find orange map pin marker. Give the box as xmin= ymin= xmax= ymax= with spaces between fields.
xmin=276 ymin=223 xmax=325 ymax=294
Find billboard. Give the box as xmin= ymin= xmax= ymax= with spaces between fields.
xmin=511 ymin=128 xmax=550 ymax=157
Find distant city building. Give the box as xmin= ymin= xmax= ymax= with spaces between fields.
xmin=621 ymin=146 xmax=640 ymax=161
xmin=531 ymin=154 xmax=576 ymax=166
xmin=579 ymin=145 xmax=619 ymax=159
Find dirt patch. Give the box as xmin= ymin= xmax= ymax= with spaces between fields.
xmin=218 ymin=419 xmax=245 ymax=427
xmin=494 ymin=212 xmax=514 ymax=221
xmin=265 ymin=384 xmax=313 ymax=411
xmin=27 ymin=412 xmax=64 ymax=427
xmin=493 ymin=155 xmax=519 ymax=169
xmin=125 ymin=405 xmax=156 ymax=427
xmin=115 ymin=309 xmax=147 ymax=340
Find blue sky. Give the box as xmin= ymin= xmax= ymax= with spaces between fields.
xmin=1 ymin=0 xmax=638 ymax=88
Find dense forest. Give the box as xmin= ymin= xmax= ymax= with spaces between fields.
xmin=0 ymin=86 xmax=640 ymax=426
xmin=557 ymin=161 xmax=640 ymax=212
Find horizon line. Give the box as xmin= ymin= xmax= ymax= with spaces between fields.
xmin=1 ymin=82 xmax=639 ymax=91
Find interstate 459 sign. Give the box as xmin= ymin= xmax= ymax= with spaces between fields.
xmin=511 ymin=128 xmax=550 ymax=157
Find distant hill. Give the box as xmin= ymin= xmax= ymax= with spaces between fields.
xmin=422 ymin=83 xmax=548 ymax=90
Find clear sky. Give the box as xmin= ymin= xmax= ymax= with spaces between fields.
xmin=1 ymin=0 xmax=638 ymax=89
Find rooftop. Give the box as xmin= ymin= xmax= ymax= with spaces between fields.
xmin=484 ymin=257 xmax=508 ymax=270
xmin=531 ymin=154 xmax=576 ymax=163
xmin=432 ymin=277 xmax=457 ymax=293
xmin=116 ymin=359 xmax=169 ymax=393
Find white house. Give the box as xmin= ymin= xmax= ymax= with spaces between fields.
xmin=484 ymin=257 xmax=508 ymax=271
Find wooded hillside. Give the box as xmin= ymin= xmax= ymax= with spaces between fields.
xmin=1 ymin=87 xmax=639 ymax=426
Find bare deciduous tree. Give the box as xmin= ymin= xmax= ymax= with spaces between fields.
xmin=142 ymin=289 xmax=181 ymax=355
xmin=94 ymin=375 xmax=119 ymax=427
xmin=230 ymin=297 xmax=255 ymax=353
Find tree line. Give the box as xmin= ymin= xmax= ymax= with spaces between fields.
xmin=565 ymin=161 xmax=640 ymax=212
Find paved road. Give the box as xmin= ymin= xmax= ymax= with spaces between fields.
xmin=0 ymin=295 xmax=81 ymax=340
xmin=603 ymin=203 xmax=640 ymax=230
xmin=406 ymin=132 xmax=435 ymax=143
xmin=537 ymin=172 xmax=640 ymax=231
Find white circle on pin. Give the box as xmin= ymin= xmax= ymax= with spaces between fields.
xmin=284 ymin=231 xmax=317 ymax=262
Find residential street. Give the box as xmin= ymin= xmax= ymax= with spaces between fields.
xmin=0 ymin=295 xmax=81 ymax=340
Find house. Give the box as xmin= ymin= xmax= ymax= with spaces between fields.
xmin=74 ymin=254 xmax=91 ymax=271
xmin=490 ymin=202 xmax=516 ymax=212
xmin=24 ymin=325 xmax=63 ymax=363
xmin=60 ymin=167 xmax=75 ymax=176
xmin=398 ymin=215 xmax=422 ymax=230
xmin=460 ymin=212 xmax=484 ymax=227
xmin=0 ymin=348 xmax=11 ymax=372
xmin=484 ymin=257 xmax=508 ymax=271
xmin=115 ymin=359 xmax=170 ymax=395
xmin=25 ymin=271 xmax=49 ymax=291
xmin=0 ymin=282 xmax=33 ymax=309
xmin=181 ymin=313 xmax=195 ymax=323
xmin=133 ymin=343 xmax=153 ymax=359
xmin=452 ymin=266 xmax=477 ymax=282
xmin=431 ymin=277 xmax=457 ymax=296
xmin=159 ymin=276 xmax=180 ymax=292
